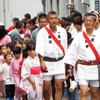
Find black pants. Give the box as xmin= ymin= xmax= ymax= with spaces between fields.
xmin=5 ymin=84 xmax=15 ymax=98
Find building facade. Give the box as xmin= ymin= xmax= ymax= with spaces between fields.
xmin=0 ymin=0 xmax=100 ymax=28
xmin=0 ymin=0 xmax=43 ymax=28
xmin=42 ymin=0 xmax=100 ymax=17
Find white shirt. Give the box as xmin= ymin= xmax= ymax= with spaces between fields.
xmin=36 ymin=25 xmax=67 ymax=58
xmin=0 ymin=63 xmax=14 ymax=85
xmin=36 ymin=25 xmax=67 ymax=75
xmin=71 ymin=29 xmax=82 ymax=38
xmin=65 ymin=29 xmax=100 ymax=80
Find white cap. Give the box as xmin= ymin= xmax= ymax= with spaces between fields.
xmin=0 ymin=22 xmax=4 ymax=26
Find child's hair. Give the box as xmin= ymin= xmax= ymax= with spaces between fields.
xmin=6 ymin=42 xmax=14 ymax=51
xmin=68 ymin=38 xmax=73 ymax=45
xmin=13 ymin=46 xmax=21 ymax=54
xmin=24 ymin=34 xmax=30 ymax=38
xmin=22 ymin=48 xmax=28 ymax=58
xmin=0 ymin=44 xmax=6 ymax=54
xmin=0 ymin=44 xmax=6 ymax=48
xmin=26 ymin=40 xmax=36 ymax=51
xmin=14 ymin=39 xmax=23 ymax=46
xmin=65 ymin=64 xmax=73 ymax=75
xmin=4 ymin=52 xmax=13 ymax=59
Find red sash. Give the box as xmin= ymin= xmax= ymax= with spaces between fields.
xmin=45 ymin=27 xmax=65 ymax=55
xmin=83 ymin=31 xmax=100 ymax=62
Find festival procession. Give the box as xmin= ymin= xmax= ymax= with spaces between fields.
xmin=0 ymin=0 xmax=100 ymax=100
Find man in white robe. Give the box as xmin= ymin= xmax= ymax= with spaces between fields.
xmin=65 ymin=13 xmax=100 ymax=100
xmin=36 ymin=11 xmax=67 ymax=100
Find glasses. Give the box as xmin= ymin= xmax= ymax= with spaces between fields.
xmin=84 ymin=19 xmax=94 ymax=23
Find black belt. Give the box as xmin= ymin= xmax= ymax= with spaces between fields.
xmin=43 ymin=56 xmax=64 ymax=62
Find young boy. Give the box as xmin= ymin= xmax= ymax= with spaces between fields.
xmin=0 ymin=53 xmax=15 ymax=100
xmin=6 ymin=42 xmax=14 ymax=53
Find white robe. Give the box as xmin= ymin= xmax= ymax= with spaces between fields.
xmin=65 ymin=29 xmax=100 ymax=80
xmin=36 ymin=25 xmax=67 ymax=76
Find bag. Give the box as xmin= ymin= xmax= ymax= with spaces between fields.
xmin=30 ymin=67 xmax=41 ymax=74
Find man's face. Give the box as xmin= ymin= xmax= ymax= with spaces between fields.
xmin=47 ymin=14 xmax=58 ymax=27
xmin=39 ymin=18 xmax=48 ymax=28
xmin=84 ymin=16 xmax=96 ymax=29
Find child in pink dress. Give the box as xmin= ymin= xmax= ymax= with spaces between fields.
xmin=20 ymin=40 xmax=43 ymax=100
xmin=0 ymin=45 xmax=7 ymax=97
xmin=9 ymin=46 xmax=22 ymax=100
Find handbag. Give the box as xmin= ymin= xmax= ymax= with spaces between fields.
xmin=30 ymin=66 xmax=41 ymax=74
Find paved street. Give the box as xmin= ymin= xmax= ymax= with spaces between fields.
xmin=0 ymin=94 xmax=91 ymax=100
xmin=0 ymin=98 xmax=5 ymax=100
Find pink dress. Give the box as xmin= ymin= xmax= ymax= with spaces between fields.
xmin=9 ymin=57 xmax=22 ymax=100
xmin=0 ymin=55 xmax=5 ymax=96
xmin=0 ymin=35 xmax=11 ymax=45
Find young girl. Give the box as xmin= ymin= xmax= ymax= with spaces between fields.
xmin=62 ymin=64 xmax=78 ymax=100
xmin=9 ymin=46 xmax=22 ymax=100
xmin=20 ymin=40 xmax=43 ymax=100
xmin=0 ymin=45 xmax=7 ymax=97
xmin=14 ymin=39 xmax=23 ymax=47
xmin=0 ymin=53 xmax=15 ymax=100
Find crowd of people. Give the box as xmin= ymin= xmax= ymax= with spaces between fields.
xmin=0 ymin=9 xmax=100 ymax=100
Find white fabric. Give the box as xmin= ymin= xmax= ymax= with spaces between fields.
xmin=65 ymin=29 xmax=100 ymax=80
xmin=36 ymin=25 xmax=67 ymax=76
xmin=71 ymin=29 xmax=82 ymax=38
xmin=20 ymin=56 xmax=43 ymax=100
xmin=0 ymin=63 xmax=15 ymax=85
xmin=78 ymin=79 xmax=99 ymax=87
xmin=43 ymin=73 xmax=65 ymax=81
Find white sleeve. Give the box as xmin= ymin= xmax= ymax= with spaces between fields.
xmin=65 ymin=37 xmax=79 ymax=66
xmin=0 ymin=65 xmax=4 ymax=73
xmin=21 ymin=60 xmax=30 ymax=80
xmin=36 ymin=28 xmax=45 ymax=57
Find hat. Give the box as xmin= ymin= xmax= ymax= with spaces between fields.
xmin=0 ymin=22 xmax=4 ymax=26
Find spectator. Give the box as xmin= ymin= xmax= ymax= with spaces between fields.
xmin=0 ymin=26 xmax=11 ymax=45
xmin=31 ymin=13 xmax=48 ymax=44
xmin=8 ymin=21 xmax=23 ymax=42
xmin=8 ymin=17 xmax=19 ymax=32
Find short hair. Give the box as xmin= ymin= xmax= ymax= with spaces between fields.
xmin=14 ymin=39 xmax=22 ymax=46
xmin=6 ymin=42 xmax=14 ymax=51
xmin=0 ymin=26 xmax=7 ymax=40
xmin=12 ymin=17 xmax=19 ymax=22
xmin=26 ymin=40 xmax=36 ymax=51
xmin=22 ymin=48 xmax=28 ymax=58
xmin=66 ymin=15 xmax=73 ymax=23
xmin=13 ymin=46 xmax=21 ymax=54
xmin=24 ymin=13 xmax=31 ymax=19
xmin=73 ymin=17 xmax=83 ymax=25
xmin=24 ymin=34 xmax=30 ymax=38
xmin=73 ymin=12 xmax=82 ymax=19
xmin=84 ymin=12 xmax=96 ymax=21
xmin=4 ymin=53 xmax=13 ymax=59
xmin=68 ymin=38 xmax=73 ymax=45
xmin=91 ymin=11 xmax=99 ymax=17
xmin=15 ymin=21 xmax=23 ymax=29
xmin=38 ymin=13 xmax=47 ymax=21
xmin=70 ymin=10 xmax=78 ymax=15
xmin=47 ymin=11 xmax=57 ymax=17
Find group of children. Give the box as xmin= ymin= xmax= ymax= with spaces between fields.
xmin=0 ymin=38 xmax=43 ymax=100
xmin=0 ymin=37 xmax=79 ymax=100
